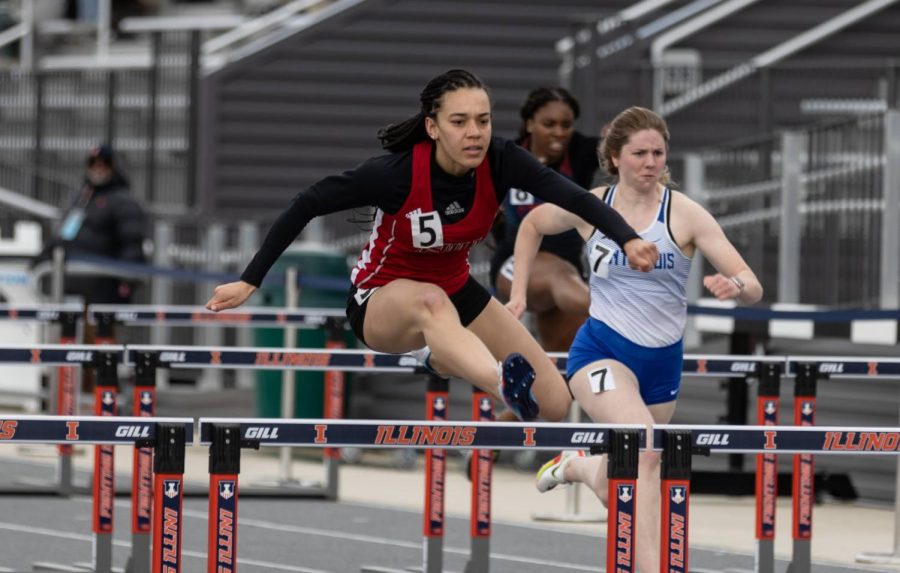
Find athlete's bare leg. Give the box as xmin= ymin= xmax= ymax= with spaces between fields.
xmin=536 ymin=307 xmax=587 ymax=352
xmin=559 ymin=359 xmax=677 ymax=573
xmin=363 ymin=279 xmax=570 ymax=420
xmin=362 ymin=279 xmax=501 ymax=397
xmin=465 ymin=298 xmax=572 ymax=421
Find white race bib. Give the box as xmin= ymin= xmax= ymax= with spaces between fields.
xmin=588 ymin=242 xmax=614 ymax=278
xmin=410 ymin=210 xmax=444 ymax=249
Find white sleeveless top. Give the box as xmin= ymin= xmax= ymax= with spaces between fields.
xmin=585 ymin=186 xmax=693 ymax=347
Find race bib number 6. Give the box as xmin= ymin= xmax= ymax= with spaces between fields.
xmin=588 ymin=242 xmax=614 ymax=278
xmin=509 ymin=188 xmax=535 ymax=206
xmin=411 ymin=210 xmax=444 ymax=249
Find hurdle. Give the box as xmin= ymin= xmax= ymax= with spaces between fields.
xmin=91 ymin=304 xmax=349 ymax=498
xmin=540 ymin=352 xmax=788 ymax=526
xmin=0 ymin=304 xmax=85 ymax=495
xmin=198 ymin=417 xmax=647 ymax=573
xmin=779 ymin=355 xmax=900 ymax=568
xmin=0 ymin=343 xmax=124 ymax=495
xmin=0 ymin=414 xmax=192 ymax=573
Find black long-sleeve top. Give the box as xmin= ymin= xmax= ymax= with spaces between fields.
xmin=241 ymin=136 xmax=638 ymax=286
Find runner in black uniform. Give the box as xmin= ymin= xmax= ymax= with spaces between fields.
xmin=207 ymin=69 xmax=659 ymax=422
xmin=491 ymin=87 xmax=600 ymax=352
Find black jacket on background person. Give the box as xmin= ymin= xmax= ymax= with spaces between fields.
xmin=34 ymin=172 xmax=148 ymax=304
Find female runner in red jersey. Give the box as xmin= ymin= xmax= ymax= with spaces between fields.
xmin=206 ymin=69 xmax=657 ymax=422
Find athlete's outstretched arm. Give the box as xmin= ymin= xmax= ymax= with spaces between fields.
xmin=506 ymin=203 xmax=581 ymax=318
xmin=206 ymin=160 xmax=385 ymax=312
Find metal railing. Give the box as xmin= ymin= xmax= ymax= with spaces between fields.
xmin=657 ymin=0 xmax=900 ymax=116
xmin=677 ymin=111 xmax=899 ymax=308
xmin=0 ymin=30 xmax=200 ymax=212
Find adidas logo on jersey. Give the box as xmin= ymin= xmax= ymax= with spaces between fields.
xmin=444 ymin=201 xmax=464 ymax=216
xmin=405 ymin=208 xmax=423 ymax=219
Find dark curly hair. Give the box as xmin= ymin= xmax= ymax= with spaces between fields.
xmin=517 ymin=86 xmax=580 ymax=140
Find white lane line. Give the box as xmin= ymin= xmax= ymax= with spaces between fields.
xmin=179 ymin=508 xmax=602 ymax=572
xmin=103 ymin=499 xmax=600 ymax=570
xmin=0 ymin=521 xmax=328 ymax=573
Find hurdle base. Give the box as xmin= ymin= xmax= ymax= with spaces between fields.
xmin=239 ymin=478 xmax=331 ymax=498
xmin=32 ymin=562 xmax=123 ymax=573
xmin=359 ymin=566 xmax=413 ymax=573
xmin=124 ymin=531 xmax=150 ymax=573
xmin=73 ymin=564 xmax=123 ymax=573
xmin=856 ymin=551 xmax=900 ymax=565
xmin=530 ymin=510 xmax=605 ymax=523
xmin=32 ymin=563 xmax=92 ymax=572
xmin=1 ymin=477 xmax=90 ymax=497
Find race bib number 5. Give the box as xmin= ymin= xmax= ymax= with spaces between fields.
xmin=410 ymin=211 xmax=444 ymax=249
xmin=588 ymin=242 xmax=614 ymax=278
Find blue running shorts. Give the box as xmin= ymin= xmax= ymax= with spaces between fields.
xmin=566 ymin=318 xmax=684 ymax=405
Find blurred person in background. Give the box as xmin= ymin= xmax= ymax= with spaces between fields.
xmin=508 ymin=106 xmax=763 ymax=572
xmin=35 ymin=143 xmax=148 ymax=305
xmin=491 ymin=86 xmax=602 ymax=352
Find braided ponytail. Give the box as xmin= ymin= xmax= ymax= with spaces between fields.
xmin=378 ymin=69 xmax=489 ymax=152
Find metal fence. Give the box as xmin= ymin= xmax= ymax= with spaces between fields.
xmin=564 ymin=56 xmax=900 ymax=152
xmin=676 ymin=111 xmax=898 ymax=307
xmin=0 ymin=30 xmax=199 ymax=212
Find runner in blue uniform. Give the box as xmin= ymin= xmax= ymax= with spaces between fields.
xmin=508 ymin=106 xmax=763 ymax=571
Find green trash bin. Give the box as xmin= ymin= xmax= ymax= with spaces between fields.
xmin=254 ymin=243 xmax=352 ymax=419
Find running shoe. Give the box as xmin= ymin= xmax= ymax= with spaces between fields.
xmin=408 ymin=346 xmax=449 ymax=380
xmin=499 ymin=352 xmax=539 ymax=421
xmin=535 ymin=450 xmax=584 ymax=493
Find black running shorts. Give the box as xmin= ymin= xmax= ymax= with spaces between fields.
xmin=345 ymin=276 xmax=493 ymax=347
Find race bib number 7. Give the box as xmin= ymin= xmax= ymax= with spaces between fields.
xmin=410 ymin=210 xmax=444 ymax=249
xmin=588 ymin=242 xmax=614 ymax=278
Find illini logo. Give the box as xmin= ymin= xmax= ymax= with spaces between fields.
xmin=219 ymin=481 xmax=235 ymax=501
xmin=164 ymin=480 xmax=180 ymax=499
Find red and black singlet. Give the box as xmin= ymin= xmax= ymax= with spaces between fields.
xmin=350 ymin=141 xmax=498 ymax=295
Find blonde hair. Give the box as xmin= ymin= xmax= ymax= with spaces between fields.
xmin=599 ymin=106 xmax=671 ymax=185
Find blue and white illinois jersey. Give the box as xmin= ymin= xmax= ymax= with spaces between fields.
xmin=586 ymin=186 xmax=692 ymax=347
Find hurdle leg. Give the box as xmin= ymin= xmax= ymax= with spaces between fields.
xmin=604 ymin=429 xmax=641 ymax=573
xmin=323 ymin=318 xmax=347 ymax=501
xmin=464 ymin=389 xmax=492 ymax=573
xmin=126 ymin=352 xmax=158 ymax=573
xmin=151 ymin=424 xmax=187 ymax=573
xmin=605 ymin=429 xmax=640 ymax=573
xmin=788 ymin=364 xmax=817 ymax=573
xmin=755 ymin=363 xmax=780 ymax=573
xmin=91 ymin=352 xmax=119 ymax=573
xmin=423 ymin=375 xmax=448 ymax=573
xmin=56 ymin=312 xmax=80 ymax=497
xmin=208 ymin=424 xmax=241 ymax=572
xmin=660 ymin=430 xmax=693 ymax=573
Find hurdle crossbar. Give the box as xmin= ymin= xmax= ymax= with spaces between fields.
xmin=0 ymin=414 xmax=193 ymax=443
xmin=0 ymin=303 xmax=83 ymax=322
xmin=0 ymin=415 xmax=192 ymax=573
xmin=787 ymin=355 xmax=900 ymax=378
xmin=198 ymin=418 xmax=646 ymax=450
xmin=130 ymin=345 xmax=793 ymax=376
xmin=652 ymin=424 xmax=900 ymax=455
xmin=88 ymin=303 xmax=345 ymax=328
xmin=0 ymin=344 xmax=124 ymax=365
